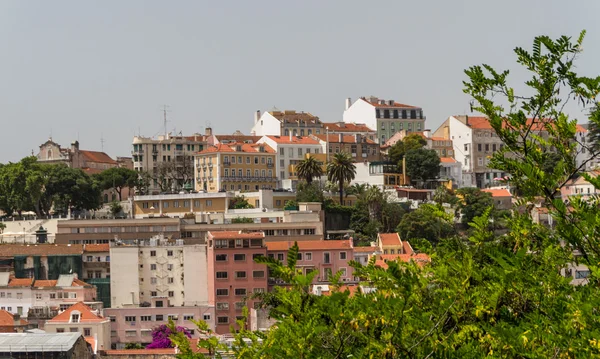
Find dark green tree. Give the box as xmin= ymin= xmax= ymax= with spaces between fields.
xmin=94 ymin=167 xmax=138 ymax=201
xmin=295 ymin=156 xmax=323 ymax=184
xmin=405 ymin=148 xmax=441 ymax=186
xmin=228 ymin=195 xmax=253 ymax=209
xmin=387 ymin=133 xmax=427 ymax=165
xmin=295 ymin=181 xmax=324 ymax=203
xmin=455 ymin=187 xmax=493 ymax=225
xmin=326 ymin=152 xmax=356 ymax=205
xmin=396 ymin=204 xmax=454 ymax=244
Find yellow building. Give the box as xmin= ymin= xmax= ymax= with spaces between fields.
xmin=195 ymin=142 xmax=277 ymax=193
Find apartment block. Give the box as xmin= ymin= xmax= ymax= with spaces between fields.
xmin=257 ymin=135 xmax=322 ymax=185
xmin=343 ymin=97 xmax=426 ymax=144
xmin=265 ymin=240 xmax=354 ymax=284
xmin=0 ymin=244 xmax=84 ymax=280
xmin=194 ymin=142 xmax=277 ymax=193
xmin=321 ymin=122 xmax=376 ymax=143
xmin=104 ymin=297 xmax=215 ymax=349
xmin=251 ymin=109 xmax=324 ymax=137
xmin=206 ymin=231 xmax=267 ymax=334
xmin=109 ymin=236 xmax=208 ymax=309
xmin=132 ymin=132 xmax=207 ymax=193
xmin=311 ymin=134 xmax=380 ymax=162
xmin=82 ymin=244 xmax=111 ymax=309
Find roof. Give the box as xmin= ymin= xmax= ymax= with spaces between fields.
xmin=56 ymin=274 xmax=75 ymax=287
xmin=0 ymin=310 xmax=15 ymax=327
xmin=208 ymin=231 xmax=265 ymax=240
xmin=48 ymin=302 xmax=106 ymax=323
xmin=321 ymin=122 xmax=375 ymax=133
xmin=378 ymin=233 xmax=401 ymax=247
xmin=266 ymin=240 xmax=353 ymax=251
xmin=79 ymin=150 xmax=117 ymax=165
xmin=0 ymin=333 xmax=82 ymax=352
xmin=33 ymin=280 xmax=57 ymax=288
xmin=198 ymin=142 xmax=275 ymax=155
xmin=375 ymin=253 xmax=431 ymax=269
xmin=264 ymin=135 xmax=320 ymax=145
xmin=83 ymin=244 xmax=109 ymax=253
xmin=361 ymin=98 xmax=419 ymax=109
xmin=33 ymin=276 xmax=91 ymax=289
xmin=106 ymin=349 xmax=177 ymax=355
xmin=312 ymin=134 xmax=376 ymax=144
xmin=269 ymin=110 xmax=321 ymax=124
xmin=8 ymin=278 xmax=34 ymax=287
xmin=396 ymin=188 xmax=431 ymax=193
xmin=482 ymin=189 xmax=512 ymax=198
xmin=457 ymin=115 xmax=587 ymax=133
xmin=353 ymin=246 xmax=377 ymax=253
xmin=0 ymin=244 xmax=84 ymax=257
xmin=440 ymin=157 xmax=457 ymax=163
xmin=214 ymin=135 xmax=262 ymax=144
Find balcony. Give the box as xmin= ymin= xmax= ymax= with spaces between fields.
xmin=267 ymin=163 xmax=274 ymax=168
xmin=131 ymin=149 xmax=144 ymax=155
xmin=223 ymin=162 xmax=231 ymax=166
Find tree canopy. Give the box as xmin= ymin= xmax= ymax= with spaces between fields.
xmin=326 ymin=152 xmax=356 ymax=205
xmin=405 ymin=148 xmax=441 ymax=186
xmin=295 ymin=156 xmax=323 ymax=184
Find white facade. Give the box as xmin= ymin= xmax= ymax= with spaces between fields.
xmin=257 ymin=135 xmax=322 ymax=184
xmin=352 ymin=162 xmax=385 ymax=188
xmin=440 ymin=159 xmax=463 ymax=188
xmin=110 ymin=236 xmax=209 ymax=309
xmin=250 ymin=111 xmax=281 ymax=136
xmin=343 ymin=99 xmax=378 ymax=136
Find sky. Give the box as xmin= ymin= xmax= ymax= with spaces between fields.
xmin=1 ymin=0 xmax=600 ymax=163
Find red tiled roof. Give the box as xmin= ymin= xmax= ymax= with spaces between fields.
xmin=208 ymin=231 xmax=265 ymax=239
xmin=312 ymin=134 xmax=376 ymax=144
xmin=85 ymin=337 xmax=96 ymax=352
xmin=321 ymin=122 xmax=375 ymax=133
xmin=0 ymin=244 xmax=84 ymax=257
xmin=440 ymin=157 xmax=457 ymax=163
xmin=461 ymin=116 xmax=587 ymax=133
xmin=264 ymin=136 xmax=320 ymax=145
xmin=379 ymin=233 xmax=401 ymax=246
xmin=8 ymin=278 xmax=34 ymax=287
xmin=214 ymin=135 xmax=262 ymax=143
xmin=198 ymin=142 xmax=275 ymax=155
xmin=362 ymin=98 xmax=419 ymax=109
xmin=82 ymin=168 xmax=103 ymax=175
xmin=0 ymin=310 xmax=14 ymax=327
xmin=48 ymin=302 xmax=106 ymax=323
xmin=266 ymin=240 xmax=353 ymax=251
xmin=79 ymin=150 xmax=117 ymax=165
xmin=84 ymin=244 xmax=109 ymax=253
xmin=482 ymin=189 xmax=512 ymax=197
xmin=72 ymin=278 xmax=92 ymax=287
xmin=353 ymin=246 xmax=377 ymax=253
xmin=33 ymin=280 xmax=57 ymax=288
xmin=375 ymin=253 xmax=431 ymax=269
xmin=430 ymin=136 xmax=448 ymax=141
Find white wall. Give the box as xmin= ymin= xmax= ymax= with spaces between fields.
xmin=109 ymin=247 xmax=140 ymax=308
xmin=351 ymin=162 xmax=385 ymax=188
xmin=251 ymin=113 xmax=281 ymax=136
xmin=0 ymin=288 xmax=33 ymax=318
xmin=183 ymin=245 xmax=209 ymax=306
xmin=343 ymin=99 xmax=376 ymax=134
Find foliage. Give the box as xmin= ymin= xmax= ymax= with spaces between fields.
xmin=396 ymin=204 xmax=454 ymax=244
xmin=387 ymin=133 xmax=427 ymax=166
xmin=433 ymin=185 xmax=458 ymax=206
xmin=295 ymin=181 xmax=324 ymax=203
xmin=109 ymin=201 xmax=123 ymax=218
xmin=168 ymin=319 xmax=222 ymax=358
xmin=124 ymin=343 xmax=144 ymax=350
xmin=456 ymin=187 xmax=494 ymax=225
xmin=228 ymin=195 xmax=253 ymax=209
xmin=153 ymin=155 xmax=194 ymax=192
xmin=326 ymin=152 xmax=356 ymax=205
xmin=0 ymin=222 xmax=5 ymax=233
xmin=405 ymin=148 xmax=441 ymax=186
xmin=283 ymin=200 xmax=298 ymax=210
xmin=232 ymin=217 xmax=254 ymax=224
xmin=295 ymin=156 xmax=323 ymax=184
xmin=93 ymin=167 xmax=138 ymax=201
xmin=146 ymin=320 xmax=191 ymax=349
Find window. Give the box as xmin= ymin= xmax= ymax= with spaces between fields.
xmin=168 ymin=277 xmax=174 ymax=284
xmin=339 ymin=252 xmax=347 ymax=260
xmin=216 ymin=272 xmax=228 ymax=279
xmin=296 ymin=252 xmax=303 ymax=261
xmin=234 ymin=254 xmax=246 ymax=261
xmin=125 ymin=316 xmax=136 ymax=322
xmin=305 ymin=253 xmax=312 ymax=261
xmin=36 ymin=293 xmax=42 ymax=300
xmin=167 ymin=250 xmax=173 ymax=256
xmin=253 ymin=270 xmax=265 ymax=278
xmin=151 ymin=264 xmax=157 ymax=270
xmin=235 ymin=288 xmax=247 ymax=296
xmin=17 ymin=293 xmax=23 ymax=300
xmin=167 ymin=264 xmax=173 ymax=271
xmin=168 ymin=291 xmax=174 ymax=297
xmin=217 ymin=316 xmax=229 ymax=324
xmin=86 ymin=256 xmax=93 ymax=261
xmin=339 ymin=268 xmax=347 ymax=277
xmin=576 ymin=270 xmax=591 ymax=279
xmin=206 ymin=200 xmax=212 ymax=207
xmin=478 ymin=157 xmax=483 ymax=166
xmin=151 ymin=277 xmax=157 ymax=284
xmin=324 ymin=268 xmax=333 ymax=280
xmin=235 ymin=271 xmax=247 ymax=279
xmin=70 ymin=328 xmax=78 ymax=333
xmin=277 ymin=253 xmax=284 ymax=261
xmin=151 ymin=291 xmax=158 ymax=297
xmin=477 ymin=143 xmax=482 ymax=152
xmin=216 ymin=288 xmax=229 ymax=296
xmin=323 ymin=252 xmax=331 ymax=264
xmin=125 ymin=330 xmax=137 ymax=337
xmin=184 ymin=315 xmax=194 ymax=320
xmin=56 ymin=328 xmax=65 ymax=333
xmin=203 ymin=314 xmax=211 ymax=321
xmin=141 ymin=316 xmax=152 ymax=321
xmin=235 ymin=302 xmax=245 ymax=310
xmin=216 ymin=303 xmax=229 ymax=310
xmin=216 ymin=254 xmax=227 ymax=262
xmin=84 ymin=328 xmax=91 ymax=336
xmin=150 ymin=250 xmax=156 ymax=257
xmin=155 ymin=314 xmax=164 ymax=321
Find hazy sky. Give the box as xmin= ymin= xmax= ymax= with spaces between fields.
xmin=2 ymin=0 xmax=600 ymax=163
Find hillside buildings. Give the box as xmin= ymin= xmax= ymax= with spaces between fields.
xmin=321 ymin=122 xmax=377 ymax=143
xmin=257 ymin=135 xmax=322 ymax=186
xmin=37 ymin=140 xmax=118 ymax=173
xmin=311 ymin=134 xmax=380 ymax=163
xmin=251 ymin=110 xmax=323 ymax=137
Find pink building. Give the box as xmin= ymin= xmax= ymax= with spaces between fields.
xmin=104 ymin=297 xmax=215 ymax=349
xmin=207 ymin=231 xmax=267 ymax=334
xmin=265 ymin=240 xmax=354 ymax=284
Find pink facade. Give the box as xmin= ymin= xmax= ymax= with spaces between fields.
xmin=207 ymin=231 xmax=267 ymax=334
xmin=266 ymin=240 xmax=354 ymax=284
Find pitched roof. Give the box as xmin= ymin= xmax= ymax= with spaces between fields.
xmin=106 ymin=349 xmax=177 ymax=355
xmin=0 ymin=244 xmax=84 ymax=257
xmin=264 ymin=135 xmax=320 ymax=145
xmin=0 ymin=333 xmax=83 ymax=352
xmin=83 ymin=244 xmax=109 ymax=253
xmin=457 ymin=115 xmax=588 ymax=133
xmin=361 ymin=98 xmax=419 ymax=109
xmin=8 ymin=278 xmax=34 ymax=287
xmin=48 ymin=302 xmax=106 ymax=323
xmin=33 ymin=280 xmax=57 ymax=288
xmin=378 ymin=233 xmax=401 ymax=246
xmin=79 ymin=150 xmax=117 ymax=165
xmin=482 ymin=188 xmax=512 ymax=197
xmin=312 ymin=134 xmax=376 ymax=144
xmin=208 ymin=231 xmax=265 ymax=240
xmin=321 ymin=122 xmax=375 ymax=133
xmin=214 ymin=135 xmax=262 ymax=144
xmin=375 ymin=253 xmax=431 ymax=269
xmin=198 ymin=142 xmax=275 ymax=155
xmin=0 ymin=310 xmax=15 ymax=327
xmin=440 ymin=157 xmax=457 ymax=163
xmin=353 ymin=246 xmax=377 ymax=253
xmin=269 ymin=110 xmax=321 ymax=124
xmin=266 ymin=240 xmax=353 ymax=251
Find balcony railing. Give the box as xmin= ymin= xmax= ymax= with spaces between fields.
xmin=267 ymin=163 xmax=274 ymax=168
xmin=220 ymin=177 xmax=276 ymax=182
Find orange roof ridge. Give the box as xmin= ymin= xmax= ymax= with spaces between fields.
xmin=48 ymin=302 xmax=105 ymax=323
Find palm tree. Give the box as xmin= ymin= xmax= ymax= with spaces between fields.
xmin=347 ymin=183 xmax=369 ymax=199
xmin=364 ymin=185 xmax=384 ymax=220
xmin=327 ymin=152 xmax=356 ymax=205
xmin=295 ymin=156 xmax=323 ymax=184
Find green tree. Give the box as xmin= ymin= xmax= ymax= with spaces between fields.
xmin=455 ymin=187 xmax=493 ymax=225
xmin=326 ymin=152 xmax=356 ymax=205
xmin=295 ymin=156 xmax=323 ymax=184
xmin=405 ymin=148 xmax=440 ymax=187
xmin=396 ymin=204 xmax=454 ymax=244
xmin=94 ymin=167 xmax=138 ymax=201
xmin=46 ymin=165 xmax=102 ymax=214
xmin=295 ymin=181 xmax=324 ymax=203
xmin=0 ymin=222 xmax=5 ymax=234
xmin=109 ymin=201 xmax=123 ymax=218
xmin=124 ymin=343 xmax=144 ymax=350
xmin=387 ymin=133 xmax=427 ymax=165
xmin=433 ymin=185 xmax=458 ymax=206
xmin=231 ymin=217 xmax=253 ymax=224
xmin=228 ymin=195 xmax=253 ymax=209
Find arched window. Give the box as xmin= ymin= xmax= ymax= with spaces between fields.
xmin=47 ymin=150 xmax=52 ymax=159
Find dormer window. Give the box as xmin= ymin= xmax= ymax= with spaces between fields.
xmin=71 ymin=312 xmax=80 ymax=323
xmin=236 ymin=146 xmax=242 ymax=151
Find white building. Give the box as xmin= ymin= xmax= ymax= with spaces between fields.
xmin=109 ymin=235 xmax=208 ymax=308
xmin=251 ymin=110 xmax=323 ymax=137
xmin=439 ymin=157 xmax=463 ymax=188
xmin=257 ymin=135 xmax=322 ymax=187
xmin=343 ymin=96 xmax=426 ymax=144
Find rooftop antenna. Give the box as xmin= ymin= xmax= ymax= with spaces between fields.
xmin=49 ymin=128 xmax=53 ymax=141
xmin=100 ymin=134 xmax=105 ymax=152
xmin=162 ymin=105 xmax=171 ymax=136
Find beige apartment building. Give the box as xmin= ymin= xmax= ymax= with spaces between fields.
xmin=311 ymin=134 xmax=380 ymax=163
xmin=132 ymin=132 xmax=207 ymax=193
xmin=194 ymin=142 xmax=277 ymax=193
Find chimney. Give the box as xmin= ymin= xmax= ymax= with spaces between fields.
xmin=71 ymin=141 xmax=79 ymax=152
xmin=355 ymin=134 xmax=360 ymax=143
xmin=388 ymin=100 xmax=394 ymax=106
xmin=254 ymin=110 xmax=261 ymax=123
xmin=205 ymin=127 xmax=213 ymax=137
xmin=465 ymin=115 xmax=469 ymax=126
xmin=423 ymin=129 xmax=431 ymax=138
xmin=289 ymin=131 xmax=293 ymax=142
xmin=345 ymin=98 xmax=352 ymax=110
xmin=338 ymin=133 xmax=343 ymax=143
xmin=378 ymin=99 xmax=385 ymax=105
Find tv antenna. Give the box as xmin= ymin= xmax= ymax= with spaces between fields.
xmin=162 ymin=105 xmax=171 ymax=136
xmin=100 ymin=134 xmax=105 ymax=152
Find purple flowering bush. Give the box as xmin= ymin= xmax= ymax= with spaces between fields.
xmin=146 ymin=323 xmax=192 ymax=349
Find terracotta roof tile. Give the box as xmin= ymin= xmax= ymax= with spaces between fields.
xmin=362 ymin=98 xmax=419 ymax=109
xmin=269 ymin=111 xmax=320 ymax=124
xmin=265 ymin=136 xmax=320 ymax=145
xmin=482 ymin=189 xmax=512 ymax=197
xmin=321 ymin=122 xmax=375 ymax=133
xmin=33 ymin=280 xmax=57 ymax=288
xmin=375 ymin=253 xmax=431 ymax=268
xmin=379 ymin=233 xmax=401 ymax=247
xmin=48 ymin=302 xmax=106 ymax=323
xmin=79 ymin=150 xmax=117 ymax=165
xmin=0 ymin=244 xmax=84 ymax=257
xmin=440 ymin=157 xmax=457 ymax=163
xmin=0 ymin=310 xmax=15 ymax=327
xmin=83 ymin=244 xmax=109 ymax=253
xmin=353 ymin=246 xmax=377 ymax=253
xmin=8 ymin=278 xmax=34 ymax=287
xmin=461 ymin=116 xmax=587 ymax=133
xmin=214 ymin=135 xmax=261 ymax=143
xmin=266 ymin=240 xmax=352 ymax=251
xmin=312 ymin=134 xmax=376 ymax=144
xmin=208 ymin=231 xmax=265 ymax=240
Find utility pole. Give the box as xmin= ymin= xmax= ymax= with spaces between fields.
xmin=163 ymin=105 xmax=171 ymax=137
xmin=100 ymin=134 xmax=105 ymax=152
